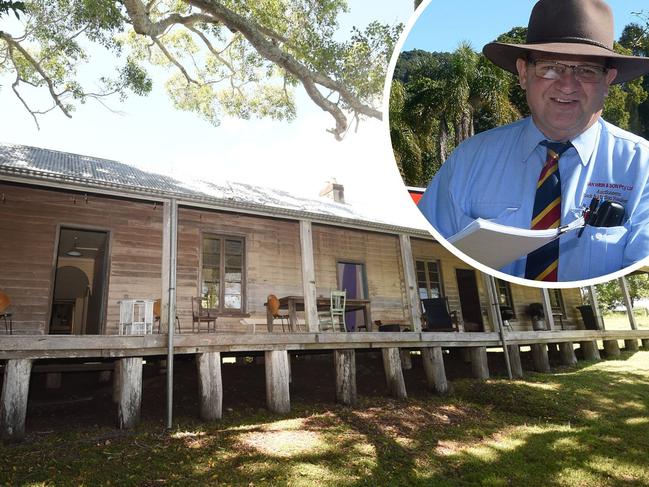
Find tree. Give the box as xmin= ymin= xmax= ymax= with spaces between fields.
xmin=595 ymin=274 xmax=649 ymax=310
xmin=0 ymin=1 xmax=400 ymax=139
xmin=390 ymin=43 xmax=519 ymax=185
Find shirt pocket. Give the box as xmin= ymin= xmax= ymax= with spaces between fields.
xmin=579 ymin=225 xmax=629 ymax=278
xmin=469 ymin=201 xmax=521 ymax=222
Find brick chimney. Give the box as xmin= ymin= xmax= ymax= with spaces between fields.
xmin=319 ymin=178 xmax=345 ymax=203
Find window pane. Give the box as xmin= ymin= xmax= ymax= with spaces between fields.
xmin=225 ymin=239 xmax=243 ymax=255
xmin=225 ymin=255 xmax=242 ymax=268
xmin=416 ymin=260 xmax=443 ymax=301
xmin=224 ymin=294 xmax=241 ymax=309
xmin=225 ymin=270 xmax=242 ymax=282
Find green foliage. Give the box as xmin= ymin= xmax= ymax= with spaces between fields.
xmin=0 ymin=0 xmax=25 ymax=18
xmin=390 ymin=42 xmax=519 ymax=186
xmin=596 ymin=274 xmax=649 ymax=310
xmin=392 ymin=20 xmax=649 ymax=186
xmin=0 ymin=0 xmax=398 ymax=133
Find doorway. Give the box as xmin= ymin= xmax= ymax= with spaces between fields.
xmin=455 ymin=268 xmax=484 ymax=332
xmin=336 ymin=261 xmax=368 ymax=331
xmin=50 ymin=228 xmax=109 ymax=334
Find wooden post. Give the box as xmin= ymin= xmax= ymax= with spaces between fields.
xmin=334 ymin=350 xmax=357 ymax=405
xmin=588 ymin=286 xmax=604 ymax=330
xmin=603 ymin=340 xmax=621 ymax=357
xmin=45 ymin=372 xmax=62 ymax=389
xmin=1 ymin=359 xmax=33 ymax=441
xmin=507 ymin=345 xmax=523 ymax=379
xmin=399 ymin=235 xmax=422 ymax=331
xmin=619 ymin=277 xmax=638 ymax=330
xmin=624 ymin=339 xmax=639 ymax=352
xmin=580 ymin=341 xmax=601 ymax=361
xmin=400 ymin=349 xmax=413 ymax=370
xmin=541 ymin=289 xmax=555 ymax=330
xmin=196 ymin=352 xmax=223 ymax=421
xmin=265 ymin=350 xmax=290 ymax=414
xmin=531 ymin=343 xmax=551 ymax=373
xmin=470 ymin=346 xmax=489 ymax=379
xmin=299 ymin=221 xmax=319 ymax=332
xmin=116 ymin=357 xmax=143 ymax=429
xmin=382 ymin=348 xmax=407 ymax=399
xmin=421 ymin=347 xmax=448 ymax=394
xmin=559 ymin=342 xmax=577 ymax=366
xmin=642 ymin=338 xmax=649 ymax=350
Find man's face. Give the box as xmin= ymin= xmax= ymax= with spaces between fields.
xmin=516 ymin=54 xmax=618 ymax=141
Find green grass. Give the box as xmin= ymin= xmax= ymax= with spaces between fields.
xmin=3 ymin=352 xmax=649 ymax=486
xmin=602 ymin=310 xmax=649 ymax=330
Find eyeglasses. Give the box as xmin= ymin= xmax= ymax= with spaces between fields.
xmin=529 ymin=60 xmax=608 ymax=83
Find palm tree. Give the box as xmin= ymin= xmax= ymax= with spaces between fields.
xmin=391 ymin=43 xmax=521 ymax=185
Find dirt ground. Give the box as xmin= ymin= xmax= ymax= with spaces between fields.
xmin=15 ymin=346 xmax=569 ymax=437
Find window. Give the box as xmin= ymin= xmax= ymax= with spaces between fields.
xmin=496 ymin=279 xmax=516 ymax=317
xmin=549 ymin=289 xmax=565 ymax=315
xmin=415 ymin=260 xmax=443 ymax=299
xmin=201 ymin=235 xmax=244 ymax=313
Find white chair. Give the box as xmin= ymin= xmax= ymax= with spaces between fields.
xmin=319 ymin=290 xmax=347 ymax=332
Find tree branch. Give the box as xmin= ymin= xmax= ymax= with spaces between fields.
xmin=1 ymin=31 xmax=71 ymax=118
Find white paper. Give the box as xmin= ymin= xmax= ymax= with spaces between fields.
xmin=447 ymin=217 xmax=584 ymax=269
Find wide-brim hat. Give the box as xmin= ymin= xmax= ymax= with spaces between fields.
xmin=482 ymin=0 xmax=649 ymax=84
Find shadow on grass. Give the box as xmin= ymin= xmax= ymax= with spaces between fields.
xmin=2 ymin=353 xmax=649 ymax=486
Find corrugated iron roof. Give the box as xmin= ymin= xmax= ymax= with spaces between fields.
xmin=0 ymin=142 xmax=431 ymax=236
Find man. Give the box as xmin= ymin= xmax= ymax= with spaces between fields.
xmin=418 ymin=0 xmax=649 ymax=282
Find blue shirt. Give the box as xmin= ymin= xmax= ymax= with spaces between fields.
xmin=418 ymin=117 xmax=649 ymax=282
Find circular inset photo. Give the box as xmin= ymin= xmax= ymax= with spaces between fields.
xmin=389 ymin=0 xmax=649 ymax=287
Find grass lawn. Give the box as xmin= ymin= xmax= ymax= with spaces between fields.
xmin=602 ymin=310 xmax=649 ymax=330
xmin=2 ymin=351 xmax=649 ymax=486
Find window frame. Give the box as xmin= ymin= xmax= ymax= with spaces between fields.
xmin=496 ymin=279 xmax=516 ymax=318
xmin=549 ymin=289 xmax=565 ymax=316
xmin=414 ymin=258 xmax=444 ymax=300
xmin=199 ymin=233 xmax=246 ymax=316
xmin=335 ymin=260 xmax=368 ymax=299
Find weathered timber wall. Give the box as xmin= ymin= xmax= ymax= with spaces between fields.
xmin=177 ymin=207 xmax=302 ymax=331
xmin=410 ymin=237 xmax=582 ymax=331
xmin=0 ymin=183 xmax=163 ymax=335
xmin=312 ymin=225 xmax=408 ymax=324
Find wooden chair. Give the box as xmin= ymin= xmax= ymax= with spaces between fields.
xmin=319 ymin=290 xmax=347 ymax=332
xmin=267 ymin=294 xmax=290 ymax=332
xmin=191 ymin=297 xmax=217 ymax=333
xmin=0 ymin=290 xmax=12 ymax=335
xmin=154 ymin=299 xmax=182 ymax=333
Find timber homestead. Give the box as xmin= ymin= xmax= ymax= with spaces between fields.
xmin=1 ymin=142 xmax=648 ymax=441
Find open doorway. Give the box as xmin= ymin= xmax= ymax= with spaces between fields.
xmin=50 ymin=228 xmax=109 ymax=334
xmin=455 ymin=268 xmax=484 ymax=332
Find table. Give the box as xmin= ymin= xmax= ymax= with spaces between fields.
xmin=266 ymin=295 xmax=372 ymax=332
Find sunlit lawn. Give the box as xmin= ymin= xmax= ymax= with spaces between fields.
xmin=2 ymin=351 xmax=649 ymax=486
xmin=602 ymin=310 xmax=649 ymax=330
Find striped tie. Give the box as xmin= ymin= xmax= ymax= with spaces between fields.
xmin=524 ymin=140 xmax=572 ymax=282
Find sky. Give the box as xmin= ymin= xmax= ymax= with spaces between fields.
xmin=402 ymin=0 xmax=648 ymax=53
xmin=0 ymin=1 xmax=421 ymax=226
xmin=2 ymin=1 xmax=646 ymax=230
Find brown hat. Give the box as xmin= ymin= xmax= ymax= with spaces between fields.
xmin=482 ymin=0 xmax=649 ymax=84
